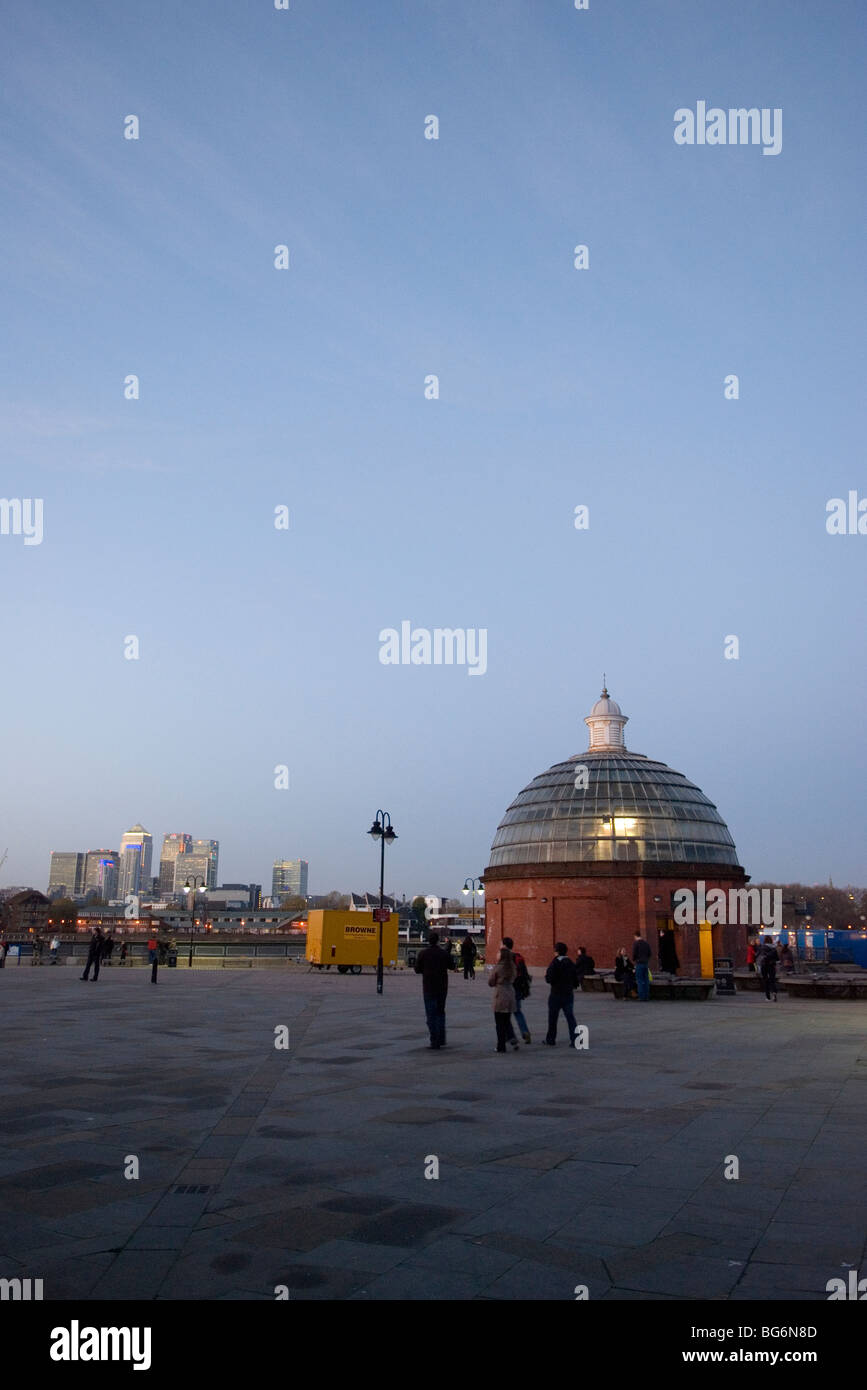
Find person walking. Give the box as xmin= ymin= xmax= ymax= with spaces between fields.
xmin=147 ymin=934 xmax=159 ymax=985
xmin=119 ymin=941 xmax=128 ymax=966
xmin=0 ymin=939 xmax=8 ymax=968
xmin=575 ymin=946 xmax=595 ymax=989
xmin=758 ymin=935 xmax=779 ymax=1001
xmin=632 ymin=931 xmax=652 ymax=1001
xmin=779 ymin=941 xmax=795 ymax=973
xmin=544 ymin=942 xmax=579 ymax=1045
xmin=460 ymin=935 xmax=477 ymax=980
xmin=502 ymin=936 xmax=532 ymax=1042
xmin=49 ymin=935 xmax=60 ymax=964
xmin=746 ymin=939 xmax=757 ymax=973
xmin=102 ymin=933 xmax=115 ymax=966
xmin=413 ymin=930 xmax=449 ymax=1049
xmin=80 ymin=927 xmax=104 ymax=981
xmin=31 ymin=934 xmax=44 ymax=966
xmin=489 ymin=948 xmax=521 ymax=1052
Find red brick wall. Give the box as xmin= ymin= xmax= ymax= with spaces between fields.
xmin=483 ymin=867 xmax=749 ymax=976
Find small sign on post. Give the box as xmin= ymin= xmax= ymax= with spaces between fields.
xmin=372 ymin=908 xmax=390 ymax=922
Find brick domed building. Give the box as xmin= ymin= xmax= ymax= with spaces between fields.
xmin=483 ymin=687 xmax=750 ymax=977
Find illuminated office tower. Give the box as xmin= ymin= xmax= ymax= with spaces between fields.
xmin=159 ymin=832 xmax=192 ymax=895
xmin=48 ymin=851 xmax=84 ymax=898
xmin=190 ymin=839 xmax=219 ymax=889
xmin=84 ymin=850 xmax=120 ymax=900
xmin=118 ymin=824 xmax=153 ymax=899
xmin=272 ymin=859 xmax=308 ymax=901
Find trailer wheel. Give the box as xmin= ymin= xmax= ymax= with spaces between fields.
xmin=337 ymin=964 xmax=349 ymax=974
xmin=349 ymin=964 xmax=362 ymax=975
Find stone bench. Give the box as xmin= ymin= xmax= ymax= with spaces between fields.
xmin=784 ymin=976 xmax=867 ymax=1000
xmin=735 ymin=972 xmax=791 ymax=992
xmin=610 ymin=978 xmax=715 ymax=1001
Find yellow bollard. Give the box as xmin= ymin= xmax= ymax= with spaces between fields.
xmin=698 ymin=921 xmax=714 ymax=978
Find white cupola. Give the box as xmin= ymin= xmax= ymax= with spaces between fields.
xmin=584 ymin=681 xmax=628 ymax=751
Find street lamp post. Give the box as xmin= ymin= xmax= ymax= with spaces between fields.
xmin=184 ymin=877 xmax=206 ymax=968
xmin=462 ymin=877 xmax=484 ymax=937
xmin=367 ymin=810 xmax=397 ymax=995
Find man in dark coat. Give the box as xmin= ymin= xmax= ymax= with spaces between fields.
xmin=414 ymin=930 xmax=450 ymax=1049
xmin=80 ymin=927 xmax=104 ymax=981
xmin=544 ymin=942 xmax=579 ymax=1045
xmin=632 ymin=931 xmax=652 ymax=1000
xmin=503 ymin=937 xmax=532 ymax=1042
xmin=575 ymin=946 xmax=595 ymax=988
xmin=459 ymin=935 xmax=477 ymax=980
xmin=757 ymin=935 xmax=779 ymax=1001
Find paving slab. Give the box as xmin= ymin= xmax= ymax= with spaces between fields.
xmin=483 ymin=1258 xmax=605 ymax=1301
xmin=0 ymin=968 xmax=865 ymax=1301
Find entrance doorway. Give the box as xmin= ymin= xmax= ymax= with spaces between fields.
xmin=656 ymin=916 xmax=680 ymax=974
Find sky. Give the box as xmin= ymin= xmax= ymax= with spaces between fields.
xmin=1 ymin=0 xmax=865 ymax=898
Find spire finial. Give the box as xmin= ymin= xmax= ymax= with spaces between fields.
xmin=601 ymin=672 xmax=608 ymax=697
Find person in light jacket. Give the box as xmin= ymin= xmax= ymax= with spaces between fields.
xmin=488 ymin=948 xmax=521 ymax=1053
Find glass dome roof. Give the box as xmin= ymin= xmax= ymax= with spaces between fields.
xmin=487 ymin=689 xmax=741 ymax=869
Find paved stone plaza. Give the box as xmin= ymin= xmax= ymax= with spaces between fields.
xmin=1 ymin=967 xmax=865 ymax=1301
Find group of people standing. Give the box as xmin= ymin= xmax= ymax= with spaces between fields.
xmin=429 ymin=934 xmax=480 ymax=980
xmin=612 ymin=932 xmax=656 ymax=1001
xmin=414 ymin=933 xmax=597 ymax=1052
xmin=80 ymin=927 xmax=123 ymax=979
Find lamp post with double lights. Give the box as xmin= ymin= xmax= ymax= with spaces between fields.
xmin=462 ymin=877 xmax=484 ymax=937
xmin=184 ymin=876 xmax=206 ymax=968
xmin=367 ymin=810 xmax=397 ymax=995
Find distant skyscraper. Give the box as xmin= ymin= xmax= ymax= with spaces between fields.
xmin=174 ymin=853 xmax=207 ymax=891
xmin=272 ymin=859 xmax=308 ymax=901
xmin=118 ymin=824 xmax=153 ymax=899
xmin=159 ymin=832 xmax=192 ymax=895
xmin=48 ymin=851 xmax=84 ymax=898
xmin=84 ymin=850 xmax=119 ymax=901
xmin=191 ymin=839 xmax=219 ymax=889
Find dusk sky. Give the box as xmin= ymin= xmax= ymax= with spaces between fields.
xmin=1 ymin=1 xmax=864 ymax=897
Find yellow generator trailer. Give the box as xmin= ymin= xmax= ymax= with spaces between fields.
xmin=305 ymin=910 xmax=399 ymax=974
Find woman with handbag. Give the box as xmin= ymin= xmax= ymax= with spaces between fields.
xmin=488 ymin=948 xmax=521 ymax=1053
